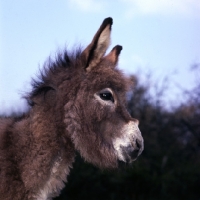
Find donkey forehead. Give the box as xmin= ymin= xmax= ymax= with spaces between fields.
xmin=86 ymin=67 xmax=128 ymax=92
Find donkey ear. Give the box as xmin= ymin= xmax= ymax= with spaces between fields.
xmin=81 ymin=17 xmax=113 ymax=72
xmin=104 ymin=45 xmax=123 ymax=67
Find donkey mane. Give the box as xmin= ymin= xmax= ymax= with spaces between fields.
xmin=28 ymin=48 xmax=82 ymax=100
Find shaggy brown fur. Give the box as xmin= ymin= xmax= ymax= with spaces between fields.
xmin=0 ymin=18 xmax=144 ymax=200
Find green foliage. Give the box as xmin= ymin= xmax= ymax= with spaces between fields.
xmin=55 ymin=72 xmax=200 ymax=200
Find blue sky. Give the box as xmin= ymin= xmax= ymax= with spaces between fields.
xmin=0 ymin=0 xmax=200 ymax=114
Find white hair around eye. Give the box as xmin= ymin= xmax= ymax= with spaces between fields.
xmin=94 ymin=88 xmax=116 ymax=107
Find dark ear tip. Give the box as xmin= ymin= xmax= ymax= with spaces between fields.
xmin=103 ymin=17 xmax=113 ymax=26
xmin=115 ymin=45 xmax=123 ymax=55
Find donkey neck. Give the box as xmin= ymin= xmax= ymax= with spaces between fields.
xmin=14 ymin=106 xmax=75 ymax=199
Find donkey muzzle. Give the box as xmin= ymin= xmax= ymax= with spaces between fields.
xmin=113 ymin=121 xmax=144 ymax=163
xmin=121 ymin=137 xmax=143 ymax=163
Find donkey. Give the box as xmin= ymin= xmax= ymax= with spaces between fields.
xmin=0 ymin=17 xmax=143 ymax=200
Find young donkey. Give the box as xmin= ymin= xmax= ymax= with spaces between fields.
xmin=0 ymin=18 xmax=144 ymax=199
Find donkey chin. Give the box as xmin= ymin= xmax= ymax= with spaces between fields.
xmin=113 ymin=121 xmax=144 ymax=164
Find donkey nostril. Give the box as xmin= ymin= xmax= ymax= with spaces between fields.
xmin=136 ymin=139 xmax=141 ymax=150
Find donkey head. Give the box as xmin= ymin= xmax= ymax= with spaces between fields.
xmin=28 ymin=18 xmax=143 ymax=169
xmin=64 ymin=18 xmax=144 ymax=168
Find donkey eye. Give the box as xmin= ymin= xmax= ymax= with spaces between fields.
xmin=99 ymin=92 xmax=114 ymax=103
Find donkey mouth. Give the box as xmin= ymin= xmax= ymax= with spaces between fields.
xmin=120 ymin=146 xmax=139 ymax=163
